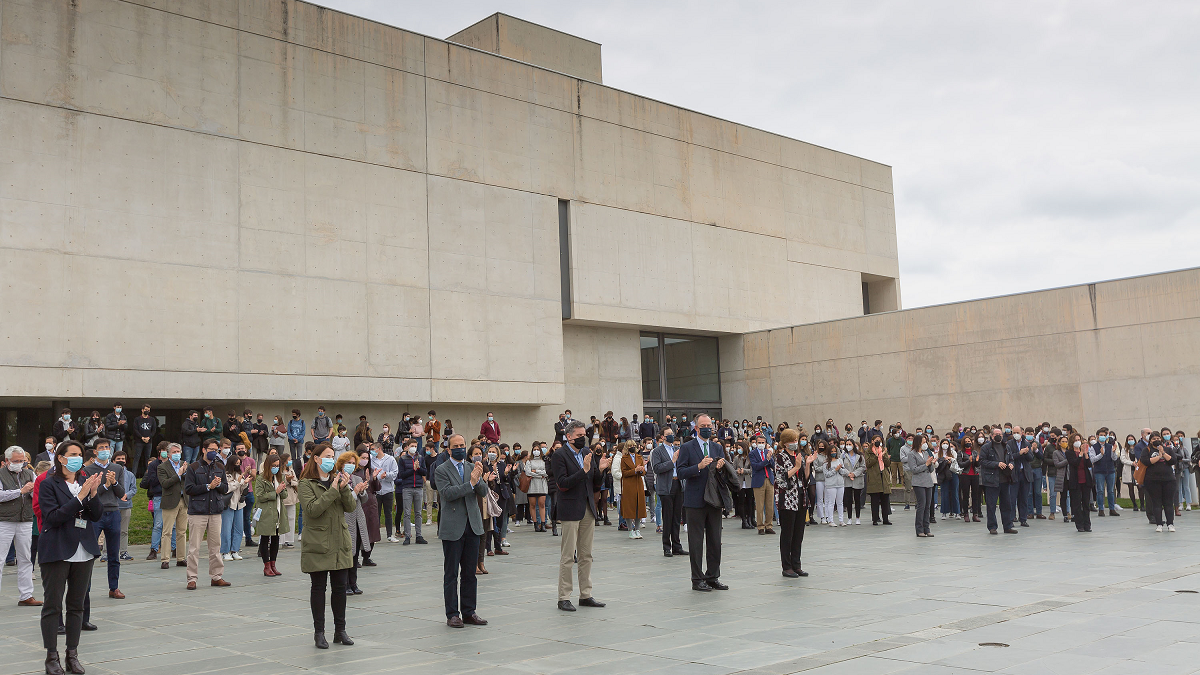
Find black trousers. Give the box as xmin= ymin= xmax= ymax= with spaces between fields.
xmin=846 ymin=487 xmax=864 ymax=518
xmin=349 ymin=536 xmax=365 ymax=589
xmin=777 ymin=508 xmax=805 ymax=571
xmin=442 ymin=531 xmax=480 ymax=618
xmin=1145 ymin=480 xmax=1175 ymax=526
xmin=41 ymin=559 xmax=94 ymax=651
xmin=685 ymin=505 xmax=722 ymax=583
xmin=309 ymin=569 xmax=348 ymax=632
xmin=984 ymin=484 xmax=1013 ymax=531
xmin=258 ymin=535 xmax=279 ymax=562
xmin=869 ymin=492 xmax=891 ymax=523
xmin=378 ymin=492 xmax=394 ymax=537
xmin=660 ymin=481 xmax=683 ymax=551
xmin=131 ymin=440 xmax=153 ymax=477
xmin=1070 ymin=483 xmax=1093 ymax=531
xmin=960 ymin=474 xmax=981 ymax=516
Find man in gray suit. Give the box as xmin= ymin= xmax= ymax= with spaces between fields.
xmin=433 ymin=435 xmax=489 ymax=628
xmin=651 ymin=431 xmax=687 ymax=558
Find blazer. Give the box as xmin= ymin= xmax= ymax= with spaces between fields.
xmin=650 ymin=443 xmax=678 ymax=496
xmin=37 ymin=474 xmax=103 ymax=563
xmin=979 ymin=440 xmax=1006 ymax=488
xmin=433 ymin=459 xmax=488 ymax=541
xmin=157 ymin=458 xmax=186 ymax=510
xmin=748 ymin=446 xmax=776 ymax=488
xmin=675 ymin=437 xmax=729 ymax=509
xmin=550 ymin=446 xmax=605 ymax=521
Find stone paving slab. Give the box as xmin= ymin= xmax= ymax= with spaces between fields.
xmin=3 ymin=509 xmax=1199 ymax=675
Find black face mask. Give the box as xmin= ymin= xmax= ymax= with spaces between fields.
xmin=571 ymin=436 xmax=587 ymax=450
xmin=698 ymin=427 xmax=713 ymax=439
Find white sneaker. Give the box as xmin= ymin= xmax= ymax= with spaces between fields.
xmin=296 ymin=533 xmax=301 ymax=541
xmin=855 ymin=518 xmax=861 ymax=525
xmin=232 ymin=552 xmax=243 ymax=560
xmin=1156 ymin=525 xmax=1163 ymax=532
xmin=1168 ymin=524 xmax=1176 ymax=532
xmin=425 ymin=519 xmax=432 ymax=526
xmin=501 ymin=539 xmax=510 ymax=547
xmin=828 ymin=521 xmax=837 ymax=527
xmin=222 ymin=553 xmax=233 ymax=561
xmin=1187 ymin=505 xmax=1192 ymax=511
xmin=682 ymin=524 xmax=687 ymax=532
xmin=387 ymin=536 xmax=400 ymax=543
xmin=512 ymin=521 xmax=520 ymax=528
xmin=1115 ymin=503 xmax=1124 ymax=511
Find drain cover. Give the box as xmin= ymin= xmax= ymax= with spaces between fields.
xmin=978 ymin=642 xmax=1009 ymax=648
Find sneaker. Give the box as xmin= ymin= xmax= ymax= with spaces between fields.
xmin=828 ymin=521 xmax=837 ymax=527
xmin=99 ymin=556 xmax=107 ymax=562
xmin=387 ymin=536 xmax=400 ymax=543
xmin=1168 ymin=525 xmax=1176 ymax=532
xmin=501 ymin=539 xmax=511 ymax=548
xmin=629 ymin=531 xmax=638 ymax=539
xmin=223 ymin=553 xmax=233 ymax=561
xmin=1155 ymin=525 xmax=1163 ymax=532
xmin=854 ymin=518 xmax=861 ymax=525
xmin=424 ymin=519 xmax=432 ymax=526
xmin=283 ymin=542 xmax=294 ymax=548
xmin=232 ymin=552 xmax=243 ymax=560
xmin=512 ymin=521 xmax=520 ymax=528
xmin=402 ymin=537 xmax=411 ymax=545
xmin=635 ymin=530 xmax=643 ymax=539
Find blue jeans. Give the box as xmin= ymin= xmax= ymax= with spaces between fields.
xmin=221 ymin=508 xmax=243 ymax=554
xmin=941 ymin=474 xmax=960 ymax=514
xmin=653 ymin=492 xmax=663 ymax=526
xmin=242 ymin=493 xmax=256 ymax=543
xmin=1029 ymin=468 xmax=1044 ymax=515
xmin=110 ymin=440 xmax=124 ymax=456
xmin=296 ymin=504 xmax=303 ymax=535
xmin=182 ymin=445 xmax=199 ymax=464
xmin=96 ymin=510 xmax=122 ymax=590
xmin=1178 ymin=468 xmax=1192 ymax=506
xmin=1095 ymin=471 xmax=1116 ymax=511
xmin=149 ymin=496 xmax=176 ymax=552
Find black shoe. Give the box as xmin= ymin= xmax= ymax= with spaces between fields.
xmin=402 ymin=538 xmax=411 ymax=545
xmin=246 ymin=539 xmax=258 ymax=547
xmin=80 ymin=622 xmax=97 ymax=632
xmin=352 ymin=586 xmax=363 ymax=595
xmin=782 ymin=570 xmax=799 ymax=578
xmin=46 ymin=651 xmax=65 ymax=675
xmin=579 ymin=597 xmax=605 ymax=608
xmin=663 ymin=549 xmax=673 ymax=557
xmin=1109 ymin=510 xmax=1120 ymax=516
xmin=673 ymin=548 xmax=687 ymax=556
xmin=883 ymin=520 xmax=893 ymax=525
xmin=708 ymin=580 xmax=729 ymax=590
xmin=796 ymin=569 xmax=809 ymax=577
xmin=65 ymin=650 xmax=85 ymax=675
xmin=1020 ymin=522 xmax=1029 ymax=527
xmin=558 ymin=600 xmax=576 ymax=612
xmin=333 ymin=630 xmax=354 ymax=646
xmin=551 ymin=524 xmax=559 ymax=536
xmin=345 ymin=588 xmax=356 ymax=596
xmin=692 ymin=581 xmax=712 ymax=592
xmin=1004 ymin=528 xmax=1018 ymax=534
xmin=415 ymin=536 xmax=428 ymax=544
xmin=314 ymin=631 xmax=329 ymax=649
xmin=363 ymin=559 xmax=377 ymax=567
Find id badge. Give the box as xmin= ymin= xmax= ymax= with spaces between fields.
xmin=74 ymin=518 xmax=89 ymax=529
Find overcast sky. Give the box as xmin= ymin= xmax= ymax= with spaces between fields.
xmin=321 ymin=1 xmax=1200 ymax=308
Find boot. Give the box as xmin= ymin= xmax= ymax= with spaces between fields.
xmin=333 ymin=629 xmax=354 ymax=646
xmin=314 ymin=631 xmax=329 ymax=649
xmin=551 ymin=523 xmax=559 ymax=536
xmin=264 ymin=562 xmax=273 ymax=577
xmin=269 ymin=561 xmax=283 ymax=576
xmin=45 ymin=651 xmax=65 ymax=675
xmin=64 ymin=650 xmax=84 ymax=675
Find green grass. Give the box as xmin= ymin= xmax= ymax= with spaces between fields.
xmin=128 ymin=489 xmax=153 ymax=546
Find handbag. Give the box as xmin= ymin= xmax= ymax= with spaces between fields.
xmin=518 ymin=466 xmax=532 ymax=493
xmin=1133 ymin=459 xmax=1147 ymax=485
xmin=486 ymin=489 xmax=503 ymax=518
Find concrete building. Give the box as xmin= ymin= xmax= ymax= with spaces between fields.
xmin=0 ymin=0 xmax=900 ymax=454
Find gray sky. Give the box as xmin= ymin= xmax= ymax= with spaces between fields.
xmin=320 ymin=1 xmax=1200 ymax=308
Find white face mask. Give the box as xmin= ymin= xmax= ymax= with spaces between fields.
xmin=941 ymin=443 xmax=949 ymax=450
xmin=1073 ymin=440 xmax=1082 ymax=448
xmin=920 ymin=443 xmax=928 ymax=451
xmin=45 ymin=443 xmax=54 ymax=451
xmin=533 ymin=450 xmax=541 ymax=457
xmin=8 ymin=462 xmax=25 ymax=472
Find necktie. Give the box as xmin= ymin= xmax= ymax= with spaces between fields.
xmin=457 ymin=462 xmax=464 ymax=481
xmin=702 ymin=442 xmax=709 ymax=458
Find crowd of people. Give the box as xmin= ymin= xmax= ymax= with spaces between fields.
xmin=4 ymin=405 xmax=1196 ymax=673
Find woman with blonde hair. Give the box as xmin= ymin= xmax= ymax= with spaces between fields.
xmin=614 ymin=441 xmax=647 ymax=539
xmin=253 ymin=453 xmax=290 ymax=577
xmin=338 ymin=448 xmax=378 ymax=595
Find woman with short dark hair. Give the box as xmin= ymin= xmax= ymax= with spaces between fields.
xmin=300 ymin=444 xmax=361 ymax=648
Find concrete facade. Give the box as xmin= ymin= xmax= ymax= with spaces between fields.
xmin=721 ymin=267 xmax=1200 ymax=434
xmin=447 ymin=13 xmax=603 ymax=83
xmin=0 ymin=0 xmax=897 ymax=448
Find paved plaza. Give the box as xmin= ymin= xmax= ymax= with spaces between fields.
xmin=2 ymin=511 xmax=1198 ymax=675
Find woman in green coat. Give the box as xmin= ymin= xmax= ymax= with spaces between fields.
xmin=299 ymin=444 xmax=362 ymax=649
xmin=864 ymin=436 xmax=894 ymax=526
xmin=253 ymin=454 xmax=290 ymax=578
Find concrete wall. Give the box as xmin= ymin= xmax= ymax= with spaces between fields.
xmin=448 ymin=13 xmax=603 ymax=83
xmin=722 ymin=268 xmax=1200 ymax=435
xmin=0 ymin=0 xmax=897 ymax=418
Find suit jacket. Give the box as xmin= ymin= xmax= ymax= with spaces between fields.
xmin=157 ymin=459 xmax=187 ymax=510
xmin=676 ymin=437 xmax=731 ymax=509
xmin=434 ymin=459 xmax=488 ymax=541
xmin=550 ymin=446 xmax=604 ymax=521
xmin=650 ymin=443 xmax=678 ymax=496
xmin=748 ymin=446 xmax=776 ymax=488
xmin=1012 ymin=440 xmax=1036 ymax=482
xmin=37 ymin=474 xmax=103 ymax=563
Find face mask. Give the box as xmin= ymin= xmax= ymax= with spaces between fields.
xmin=220 ymin=448 xmax=230 ymax=457
xmin=450 ymin=447 xmax=466 ymax=461
xmin=45 ymin=442 xmax=53 ymax=451
xmin=170 ymin=452 xmax=181 ymax=462
xmin=698 ymin=427 xmax=713 ymax=439
xmin=320 ymin=457 xmax=336 ymax=472
xmin=8 ymin=462 xmax=25 ymax=472
xmin=487 ymin=416 xmax=493 ymax=421
xmin=1073 ymin=441 xmax=1082 ymax=448
xmin=787 ymin=442 xmax=799 ymax=451
xmin=1043 ymin=426 xmax=1050 ymax=432
xmin=65 ymin=456 xmax=84 ymax=472
xmin=115 ymin=408 xmax=122 ymax=414
xmin=487 ymin=453 xmax=497 ymax=461
xmin=920 ymin=443 xmax=928 ymax=451
xmin=237 ymin=450 xmax=246 ymax=457
xmin=905 ymin=439 xmax=913 ymax=447
xmin=533 ymin=450 xmax=542 ymax=458
xmin=62 ymin=414 xmax=71 ymax=422
xmin=800 ymin=440 xmax=807 ymax=447
xmin=383 ymin=428 xmax=389 ymax=434
xmin=925 ymin=428 xmax=932 ymax=434
xmin=755 ymin=444 xmax=766 ymax=451
xmin=358 ymin=458 xmax=368 ymax=466
xmin=1098 ymin=435 xmax=1106 ymax=443
xmin=663 ymin=435 xmax=675 ymax=444
xmin=1127 ymin=439 xmax=1134 ymax=446
xmin=941 ymin=443 xmax=949 ymax=450
xmin=97 ymin=450 xmax=112 ymax=462
xmin=343 ymin=464 xmax=354 ymax=475
xmin=160 ymin=451 xmax=168 ymax=459
xmin=318 ymin=412 xmax=325 ymax=417
xmin=977 ymin=437 xmax=984 ymax=444
xmin=572 ymin=436 xmax=588 ymax=450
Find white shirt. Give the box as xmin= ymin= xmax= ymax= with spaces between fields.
xmin=65 ymin=480 xmax=93 ymax=563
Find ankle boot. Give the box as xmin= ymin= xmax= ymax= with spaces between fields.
xmin=64 ymin=650 xmax=84 ymax=675
xmin=314 ymin=631 xmax=329 ymax=649
xmin=270 ymin=561 xmax=283 ymax=576
xmin=264 ymin=562 xmax=273 ymax=577
xmin=45 ymin=651 xmax=65 ymax=675
xmin=333 ymin=629 xmax=354 ymax=645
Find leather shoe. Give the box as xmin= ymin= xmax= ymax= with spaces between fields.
xmin=796 ymin=569 xmax=809 ymax=577
xmin=578 ymin=597 xmax=605 ymax=608
xmin=176 ymin=560 xmax=186 ymax=567
xmin=18 ymin=597 xmax=43 ymax=606
xmin=447 ymin=616 xmax=464 ymax=628
xmin=186 ymin=581 xmax=197 ymax=590
xmin=314 ymin=631 xmax=329 ymax=649
xmin=558 ymin=600 xmax=576 ymax=612
xmin=672 ymin=548 xmax=688 ymax=556
xmin=1109 ymin=510 xmax=1120 ymax=516
xmin=782 ymin=569 xmax=799 ymax=578
xmin=708 ymin=580 xmax=729 ymax=590
xmin=692 ymin=581 xmax=712 ymax=592
xmin=989 ymin=529 xmax=998 ymax=535
xmin=333 ymin=630 xmax=354 ymax=645
xmin=57 ymin=625 xmax=66 ymax=635
xmin=463 ymin=613 xmax=488 ymax=626
xmin=64 ymin=649 xmax=84 ymax=674
xmin=495 ymin=549 xmax=508 ymax=555
xmin=45 ymin=651 xmax=65 ymax=675
xmin=1020 ymin=522 xmax=1029 ymax=527
xmin=764 ymin=528 xmax=776 ymax=535
xmin=160 ymin=562 xmax=169 ymax=570
xmin=81 ymin=622 xmax=97 ymax=631
xmin=211 ymin=578 xmax=231 ymax=587
xmin=146 ymin=550 xmax=158 ymax=560
xmin=108 ymin=589 xmax=125 ymax=599
xmin=663 ymin=549 xmax=673 ymax=557
xmin=362 ymin=559 xmax=376 ymax=567
xmin=1004 ymin=528 xmax=1019 ymax=534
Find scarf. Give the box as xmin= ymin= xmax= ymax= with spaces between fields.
xmin=872 ymin=447 xmax=886 ymax=471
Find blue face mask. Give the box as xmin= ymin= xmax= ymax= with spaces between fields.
xmin=64 ymin=456 xmax=84 ymax=472
xmin=342 ymin=464 xmax=354 ymax=475
xmin=1025 ymin=434 xmax=1034 ymax=441
xmin=206 ymin=450 xmax=218 ymax=463
xmin=1098 ymin=435 xmax=1107 ymax=443
xmin=698 ymin=427 xmax=713 ymax=439
xmin=270 ymin=466 xmax=279 ymax=474
xmin=664 ymin=435 xmax=675 ymax=443
xmin=319 ymin=457 xmax=336 ymax=473
xmin=450 ymin=447 xmax=467 ymax=461
xmin=170 ymin=453 xmax=181 ymax=462
xmin=97 ymin=450 xmax=112 ymax=462
xmin=800 ymin=440 xmax=807 ymax=447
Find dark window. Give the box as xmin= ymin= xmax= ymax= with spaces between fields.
xmin=640 ymin=334 xmax=662 ymax=400
xmin=663 ymin=335 xmax=720 ymax=402
xmin=559 ymin=200 xmax=572 ymax=320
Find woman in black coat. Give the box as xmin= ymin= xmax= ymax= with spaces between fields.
xmin=1064 ymin=433 xmax=1094 ymax=533
xmin=38 ymin=441 xmax=104 ymax=675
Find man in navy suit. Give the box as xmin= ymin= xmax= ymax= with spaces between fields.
xmin=748 ymin=434 xmax=776 ymax=534
xmin=675 ymin=414 xmax=736 ymax=592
